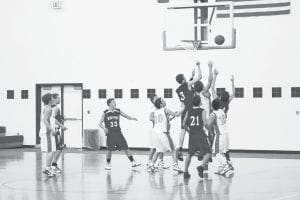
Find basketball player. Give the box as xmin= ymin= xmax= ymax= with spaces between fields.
xmin=193 ymin=61 xmax=214 ymax=148
xmin=147 ymin=95 xmax=169 ymax=170
xmin=39 ymin=93 xmax=57 ymax=177
xmin=176 ymin=62 xmax=202 ymax=161
xmin=183 ymin=95 xmax=212 ymax=179
xmin=211 ymin=69 xmax=235 ymax=169
xmin=207 ymin=99 xmax=233 ymax=176
xmin=148 ymin=98 xmax=183 ymax=173
xmin=51 ymin=93 xmax=67 ymax=174
xmin=99 ymin=98 xmax=141 ymax=170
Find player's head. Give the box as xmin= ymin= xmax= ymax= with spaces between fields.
xmin=212 ymin=98 xmax=220 ymax=111
xmin=41 ymin=93 xmax=53 ymax=105
xmin=150 ymin=94 xmax=158 ymax=104
xmin=154 ymin=98 xmax=166 ymax=109
xmin=107 ymin=98 xmax=116 ymax=108
xmin=192 ymin=95 xmax=201 ymax=107
xmin=220 ymin=91 xmax=230 ymax=103
xmin=220 ymin=100 xmax=229 ymax=113
xmin=176 ymin=74 xmax=186 ymax=84
xmin=194 ymin=81 xmax=204 ymax=93
xmin=52 ymin=93 xmax=60 ymax=105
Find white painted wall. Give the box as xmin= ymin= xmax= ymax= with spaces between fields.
xmin=0 ymin=0 xmax=299 ymax=150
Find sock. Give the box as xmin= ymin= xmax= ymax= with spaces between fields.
xmin=106 ymin=158 xmax=111 ymax=164
xmin=128 ymin=156 xmax=134 ymax=162
xmin=216 ymin=153 xmax=227 ymax=166
xmin=225 ymin=151 xmax=231 ymax=161
xmin=52 ymin=162 xmax=57 ymax=167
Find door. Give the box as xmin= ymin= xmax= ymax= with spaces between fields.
xmin=63 ymin=85 xmax=83 ymax=148
xmin=36 ymin=84 xmax=83 ymax=148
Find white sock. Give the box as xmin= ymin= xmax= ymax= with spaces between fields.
xmin=216 ymin=153 xmax=227 ymax=166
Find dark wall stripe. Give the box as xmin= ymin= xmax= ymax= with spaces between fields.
xmin=217 ymin=9 xmax=290 ymax=18
xmin=217 ymin=2 xmax=290 ymax=10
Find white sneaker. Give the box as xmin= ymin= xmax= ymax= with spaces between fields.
xmin=51 ymin=166 xmax=62 ymax=174
xmin=214 ymin=165 xmax=224 ymax=174
xmin=158 ymin=160 xmax=170 ymax=169
xmin=132 ymin=161 xmax=141 ymax=168
xmin=220 ymin=164 xmax=231 ymax=175
xmin=105 ymin=164 xmax=112 ymax=170
xmin=172 ymin=163 xmax=183 ymax=173
xmin=43 ymin=168 xmax=56 ymax=177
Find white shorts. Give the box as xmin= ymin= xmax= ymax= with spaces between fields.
xmin=40 ymin=131 xmax=57 ymax=153
xmin=212 ymin=132 xmax=229 ymax=154
xmin=152 ymin=131 xmax=175 ymax=153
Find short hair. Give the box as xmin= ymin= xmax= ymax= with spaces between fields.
xmin=220 ymin=100 xmax=229 ymax=114
xmin=220 ymin=91 xmax=230 ymax=102
xmin=52 ymin=93 xmax=59 ymax=99
xmin=194 ymin=81 xmax=204 ymax=93
xmin=154 ymin=98 xmax=162 ymax=109
xmin=212 ymin=98 xmax=220 ymax=110
xmin=176 ymin=74 xmax=185 ymax=84
xmin=192 ymin=95 xmax=201 ymax=107
xmin=150 ymin=94 xmax=158 ymax=103
xmin=41 ymin=93 xmax=52 ymax=105
xmin=107 ymin=98 xmax=115 ymax=106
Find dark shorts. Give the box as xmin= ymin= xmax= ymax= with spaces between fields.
xmin=180 ymin=109 xmax=188 ymax=129
xmin=55 ymin=132 xmax=63 ymax=150
xmin=106 ymin=131 xmax=129 ymax=151
xmin=188 ymin=132 xmax=211 ymax=156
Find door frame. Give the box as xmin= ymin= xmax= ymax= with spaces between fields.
xmin=35 ymin=83 xmax=83 ymax=145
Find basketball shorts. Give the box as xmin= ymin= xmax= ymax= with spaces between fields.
xmin=40 ymin=130 xmax=57 ymax=153
xmin=152 ymin=131 xmax=176 ymax=153
xmin=55 ymin=132 xmax=64 ymax=150
xmin=188 ymin=132 xmax=211 ymax=156
xmin=212 ymin=132 xmax=229 ymax=154
xmin=106 ymin=131 xmax=129 ymax=151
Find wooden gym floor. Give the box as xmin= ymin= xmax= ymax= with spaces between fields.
xmin=0 ymin=148 xmax=300 ymax=200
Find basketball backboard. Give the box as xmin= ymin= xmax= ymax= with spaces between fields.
xmin=163 ymin=1 xmax=236 ymax=50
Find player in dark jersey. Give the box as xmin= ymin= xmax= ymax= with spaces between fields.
xmin=99 ymin=98 xmax=141 ymax=170
xmin=211 ymin=69 xmax=235 ymax=170
xmin=51 ymin=93 xmax=67 ymax=174
xmin=182 ymin=95 xmax=211 ymax=179
xmin=175 ymin=61 xmax=202 ymax=161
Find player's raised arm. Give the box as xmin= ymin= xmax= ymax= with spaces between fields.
xmin=211 ymin=68 xmax=219 ymax=99
xmin=202 ymin=61 xmax=214 ymax=96
xmin=229 ymin=75 xmax=235 ymax=103
xmin=188 ymin=61 xmax=202 ymax=88
xmin=120 ymin=110 xmax=137 ymax=121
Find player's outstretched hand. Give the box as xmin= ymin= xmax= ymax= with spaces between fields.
xmin=230 ymin=75 xmax=234 ymax=82
xmin=132 ymin=118 xmax=138 ymax=121
xmin=296 ymin=111 xmax=299 ymax=115
xmin=208 ymin=60 xmax=213 ymax=68
xmin=214 ymin=68 xmax=219 ymax=76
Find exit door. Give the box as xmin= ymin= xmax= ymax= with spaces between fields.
xmin=36 ymin=83 xmax=83 ymax=148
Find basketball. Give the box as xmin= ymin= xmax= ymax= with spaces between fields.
xmin=215 ymin=35 xmax=225 ymax=45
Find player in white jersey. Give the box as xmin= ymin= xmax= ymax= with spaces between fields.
xmin=147 ymin=95 xmax=169 ymax=170
xmin=207 ymin=99 xmax=233 ymax=177
xmin=149 ymin=98 xmax=183 ymax=173
xmin=211 ymin=69 xmax=235 ymax=169
xmin=39 ymin=93 xmax=57 ymax=177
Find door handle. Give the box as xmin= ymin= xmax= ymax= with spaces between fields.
xmin=64 ymin=118 xmax=82 ymax=121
